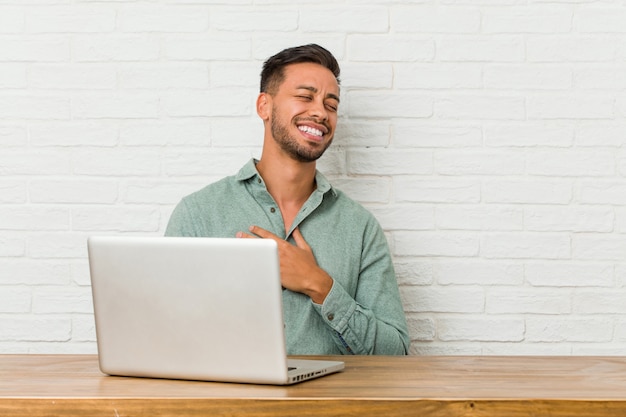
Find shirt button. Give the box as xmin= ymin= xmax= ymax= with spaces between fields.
xmin=327 ymin=313 xmax=334 ymax=321
xmin=270 ymin=207 xmax=276 ymax=213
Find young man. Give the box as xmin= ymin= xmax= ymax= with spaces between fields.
xmin=165 ymin=44 xmax=410 ymax=355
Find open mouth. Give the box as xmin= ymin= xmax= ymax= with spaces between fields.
xmin=298 ymin=125 xmax=324 ymax=139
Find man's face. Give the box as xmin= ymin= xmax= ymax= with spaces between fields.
xmin=267 ymin=62 xmax=340 ymax=163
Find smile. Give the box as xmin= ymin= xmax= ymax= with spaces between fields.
xmin=298 ymin=125 xmax=324 ymax=138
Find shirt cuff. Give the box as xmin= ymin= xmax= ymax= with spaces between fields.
xmin=312 ymin=279 xmax=356 ymax=334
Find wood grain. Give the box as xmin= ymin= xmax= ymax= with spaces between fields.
xmin=2 ymin=355 xmax=626 ymax=416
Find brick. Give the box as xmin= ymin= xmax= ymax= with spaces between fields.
xmin=436 ymin=205 xmax=523 ymax=231
xmin=0 ymin=234 xmax=25 ymax=257
xmin=210 ymin=118 xmax=264 ymax=148
xmin=526 ymin=262 xmax=614 ymax=287
xmin=405 ymin=315 xmax=436 ymax=341
xmin=435 ymin=95 xmax=525 ymax=120
xmin=576 ymin=123 xmax=626 ymax=147
xmin=483 ymin=179 xmax=572 ymax=204
xmin=348 ymin=35 xmax=435 ymax=62
xmin=25 ymin=6 xmax=115 ymax=33
xmin=0 ymin=7 xmax=24 ymax=33
xmin=119 ymin=64 xmax=209 ymax=89
xmin=0 ymin=317 xmax=71 ymax=342
xmin=410 ymin=343 xmax=482 ymax=356
xmin=209 ymin=62 xmax=260 ymax=88
xmin=72 ymin=316 xmax=96 ymax=342
xmin=211 ymin=9 xmax=297 ymax=31
xmin=395 ymin=261 xmax=434 ymax=286
xmin=0 ymin=95 xmax=70 ymax=119
xmin=367 ymin=205 xmax=434 ymax=231
xmin=1 ymin=260 xmax=71 ymax=285
xmin=400 ymin=286 xmax=485 ymax=313
xmin=29 ymin=121 xmax=118 ymax=147
xmin=72 ymin=207 xmax=161 ymax=232
xmin=527 ymin=36 xmax=616 ymax=62
xmin=526 ymin=318 xmax=612 ymax=342
xmin=527 ymin=95 xmax=614 ymax=120
xmin=484 ymin=65 xmax=572 ymax=89
xmin=74 ymin=35 xmax=160 ymax=62
xmin=0 ymin=207 xmax=69 ymax=231
xmin=301 ymin=7 xmax=388 ymax=33
xmin=481 ymin=233 xmax=571 ymax=259
xmin=393 ymin=123 xmax=482 ymax=148
xmin=394 ymin=178 xmax=481 ymax=203
xmin=435 ymin=260 xmax=524 ymax=285
xmin=524 ymin=206 xmax=614 ymax=232
xmin=123 ymin=180 xmax=207 ymax=205
xmin=0 ymin=180 xmax=26 ymax=203
xmin=573 ymin=290 xmax=626 ymax=314
xmin=119 ymin=5 xmax=209 ymax=32
xmin=438 ymin=36 xmax=524 ymax=62
xmin=334 ymin=121 xmax=390 ymax=147
xmin=163 ymin=148 xmax=252 ymax=177
xmin=486 ymin=289 xmax=571 ymax=314
xmin=483 ymin=6 xmax=572 ymax=33
xmin=0 ymin=36 xmax=69 ymax=62
xmin=120 ymin=120 xmax=210 ymax=146
xmin=33 ymin=287 xmax=93 ymax=314
xmin=0 ymin=125 xmax=27 ymax=146
xmin=165 ymin=36 xmax=250 ymax=61
xmin=435 ymin=150 xmax=524 ymax=175
xmin=29 ymin=179 xmax=118 ymax=204
xmin=28 ymin=233 xmax=88 ymax=259
xmin=347 ymin=148 xmax=433 ymax=175
xmin=0 ymin=63 xmax=26 ymax=88
xmin=73 ymin=149 xmax=161 ymax=176
xmin=578 ymin=180 xmax=626 ymax=205
xmin=331 ymin=178 xmax=391 ymax=204
xmin=439 ymin=318 xmax=525 ymax=342
xmin=575 ymin=7 xmax=626 ymax=33
xmin=395 ymin=64 xmax=483 ymax=89
xmin=0 ymin=150 xmax=71 ymax=175
xmin=347 ymin=91 xmax=433 ymax=119
xmin=340 ymin=63 xmax=393 ymax=89
xmin=392 ymin=6 xmax=481 ymax=33
xmin=393 ymin=231 xmax=480 ymax=257
xmin=485 ymin=123 xmax=573 ymax=147
xmin=161 ymin=90 xmax=252 ymax=117
xmin=29 ymin=64 xmax=116 ymax=90
xmin=573 ymin=235 xmax=626 ymax=261
xmin=0 ymin=287 xmax=31 ymax=313
xmin=575 ymin=67 xmax=626 ymax=90
xmin=72 ymin=94 xmax=159 ymax=119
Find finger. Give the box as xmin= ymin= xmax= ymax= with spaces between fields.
xmin=248 ymin=225 xmax=280 ymax=240
xmin=235 ymin=231 xmax=257 ymax=239
xmin=291 ymin=227 xmax=310 ymax=250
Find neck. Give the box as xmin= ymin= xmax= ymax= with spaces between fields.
xmin=256 ymin=155 xmax=317 ymax=207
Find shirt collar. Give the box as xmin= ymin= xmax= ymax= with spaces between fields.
xmin=236 ymin=158 xmax=337 ymax=197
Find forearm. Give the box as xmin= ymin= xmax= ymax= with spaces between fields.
xmin=314 ymin=280 xmax=409 ymax=355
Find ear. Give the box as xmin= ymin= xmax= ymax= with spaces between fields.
xmin=256 ymin=93 xmax=271 ymax=121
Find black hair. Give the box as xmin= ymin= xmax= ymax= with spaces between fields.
xmin=260 ymin=44 xmax=340 ymax=94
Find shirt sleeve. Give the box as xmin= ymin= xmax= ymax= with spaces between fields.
xmin=312 ymin=217 xmax=410 ymax=355
xmin=165 ymin=198 xmax=196 ymax=237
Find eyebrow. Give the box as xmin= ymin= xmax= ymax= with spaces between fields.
xmin=296 ymin=85 xmax=340 ymax=103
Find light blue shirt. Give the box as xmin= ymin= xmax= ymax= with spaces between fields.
xmin=165 ymin=159 xmax=409 ymax=355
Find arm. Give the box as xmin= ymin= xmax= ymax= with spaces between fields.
xmin=239 ymin=223 xmax=410 ymax=355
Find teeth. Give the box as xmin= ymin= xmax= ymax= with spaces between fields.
xmin=298 ymin=125 xmax=323 ymax=137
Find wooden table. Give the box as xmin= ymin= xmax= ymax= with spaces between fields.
xmin=2 ymin=354 xmax=626 ymax=416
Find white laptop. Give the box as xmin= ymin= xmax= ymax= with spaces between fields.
xmin=87 ymin=235 xmax=344 ymax=385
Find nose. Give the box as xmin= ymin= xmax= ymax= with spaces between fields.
xmin=308 ymin=97 xmax=328 ymax=122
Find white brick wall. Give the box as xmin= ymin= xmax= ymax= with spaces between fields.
xmin=1 ymin=1 xmax=625 ymax=356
